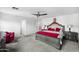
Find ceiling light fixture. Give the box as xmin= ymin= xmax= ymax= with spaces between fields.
xmin=12 ymin=7 xmax=19 ymax=10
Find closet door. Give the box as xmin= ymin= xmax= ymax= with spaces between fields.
xmin=21 ymin=19 xmax=36 ymax=36
xmin=21 ymin=20 xmax=27 ymax=35
xmin=26 ymin=19 xmax=36 ymax=35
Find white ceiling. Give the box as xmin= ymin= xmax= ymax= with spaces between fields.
xmin=0 ymin=7 xmax=79 ymax=19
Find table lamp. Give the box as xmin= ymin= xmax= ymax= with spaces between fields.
xmin=67 ymin=25 xmax=73 ymax=32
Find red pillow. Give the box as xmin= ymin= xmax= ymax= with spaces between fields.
xmin=56 ymin=28 xmax=61 ymax=32
xmin=48 ymin=28 xmax=55 ymax=31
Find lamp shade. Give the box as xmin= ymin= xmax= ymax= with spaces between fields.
xmin=67 ymin=24 xmax=74 ymax=31
xmin=67 ymin=25 xmax=73 ymax=28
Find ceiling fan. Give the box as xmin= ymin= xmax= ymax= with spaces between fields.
xmin=32 ymin=11 xmax=47 ymax=17
xmin=32 ymin=11 xmax=47 ymax=31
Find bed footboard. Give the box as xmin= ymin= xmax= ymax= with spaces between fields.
xmin=36 ymin=34 xmax=63 ymax=50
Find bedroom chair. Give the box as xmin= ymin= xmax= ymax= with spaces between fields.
xmin=0 ymin=32 xmax=19 ymax=52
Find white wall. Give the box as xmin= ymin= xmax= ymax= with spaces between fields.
xmin=57 ymin=13 xmax=79 ymax=32
xmin=0 ymin=12 xmax=36 ymax=37
xmin=41 ymin=13 xmax=79 ymax=33
xmin=0 ymin=13 xmax=22 ymax=37
xmin=0 ymin=20 xmax=20 ymax=37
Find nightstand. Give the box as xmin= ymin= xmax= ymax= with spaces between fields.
xmin=65 ymin=31 xmax=78 ymax=42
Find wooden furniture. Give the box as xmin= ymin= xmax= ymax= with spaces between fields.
xmin=65 ymin=31 xmax=78 ymax=42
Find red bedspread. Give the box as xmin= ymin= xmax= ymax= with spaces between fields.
xmin=36 ymin=31 xmax=59 ymax=38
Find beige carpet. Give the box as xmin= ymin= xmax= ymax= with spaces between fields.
xmin=15 ymin=34 xmax=79 ymax=52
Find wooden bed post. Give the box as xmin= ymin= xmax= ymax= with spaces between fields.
xmin=53 ymin=17 xmax=56 ymax=22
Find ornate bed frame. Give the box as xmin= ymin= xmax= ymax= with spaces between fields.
xmin=36 ymin=19 xmax=65 ymax=50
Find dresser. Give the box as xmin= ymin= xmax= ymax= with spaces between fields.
xmin=65 ymin=31 xmax=78 ymax=42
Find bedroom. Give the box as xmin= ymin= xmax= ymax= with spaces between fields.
xmin=0 ymin=7 xmax=79 ymax=52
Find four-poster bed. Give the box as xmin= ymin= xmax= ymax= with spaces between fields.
xmin=36 ymin=18 xmax=65 ymax=50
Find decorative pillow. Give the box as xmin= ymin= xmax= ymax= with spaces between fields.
xmin=56 ymin=28 xmax=61 ymax=32
xmin=48 ymin=28 xmax=55 ymax=31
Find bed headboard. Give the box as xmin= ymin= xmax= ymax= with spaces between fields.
xmin=47 ymin=18 xmax=65 ymax=30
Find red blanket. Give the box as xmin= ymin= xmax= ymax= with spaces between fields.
xmin=36 ymin=31 xmax=59 ymax=38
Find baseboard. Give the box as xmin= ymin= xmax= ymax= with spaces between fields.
xmin=20 ymin=33 xmax=35 ymax=37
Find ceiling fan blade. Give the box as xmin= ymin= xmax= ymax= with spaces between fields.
xmin=32 ymin=14 xmax=37 ymax=15
xmin=32 ymin=12 xmax=47 ymax=16
xmin=39 ymin=13 xmax=47 ymax=16
xmin=32 ymin=14 xmax=38 ymax=16
xmin=42 ymin=13 xmax=47 ymax=15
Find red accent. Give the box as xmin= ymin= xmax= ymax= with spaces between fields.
xmin=5 ymin=32 xmax=10 ymax=43
xmin=5 ymin=32 xmax=14 ymax=43
xmin=9 ymin=32 xmax=14 ymax=43
xmin=56 ymin=28 xmax=61 ymax=32
xmin=48 ymin=28 xmax=55 ymax=31
xmin=36 ymin=31 xmax=59 ymax=38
